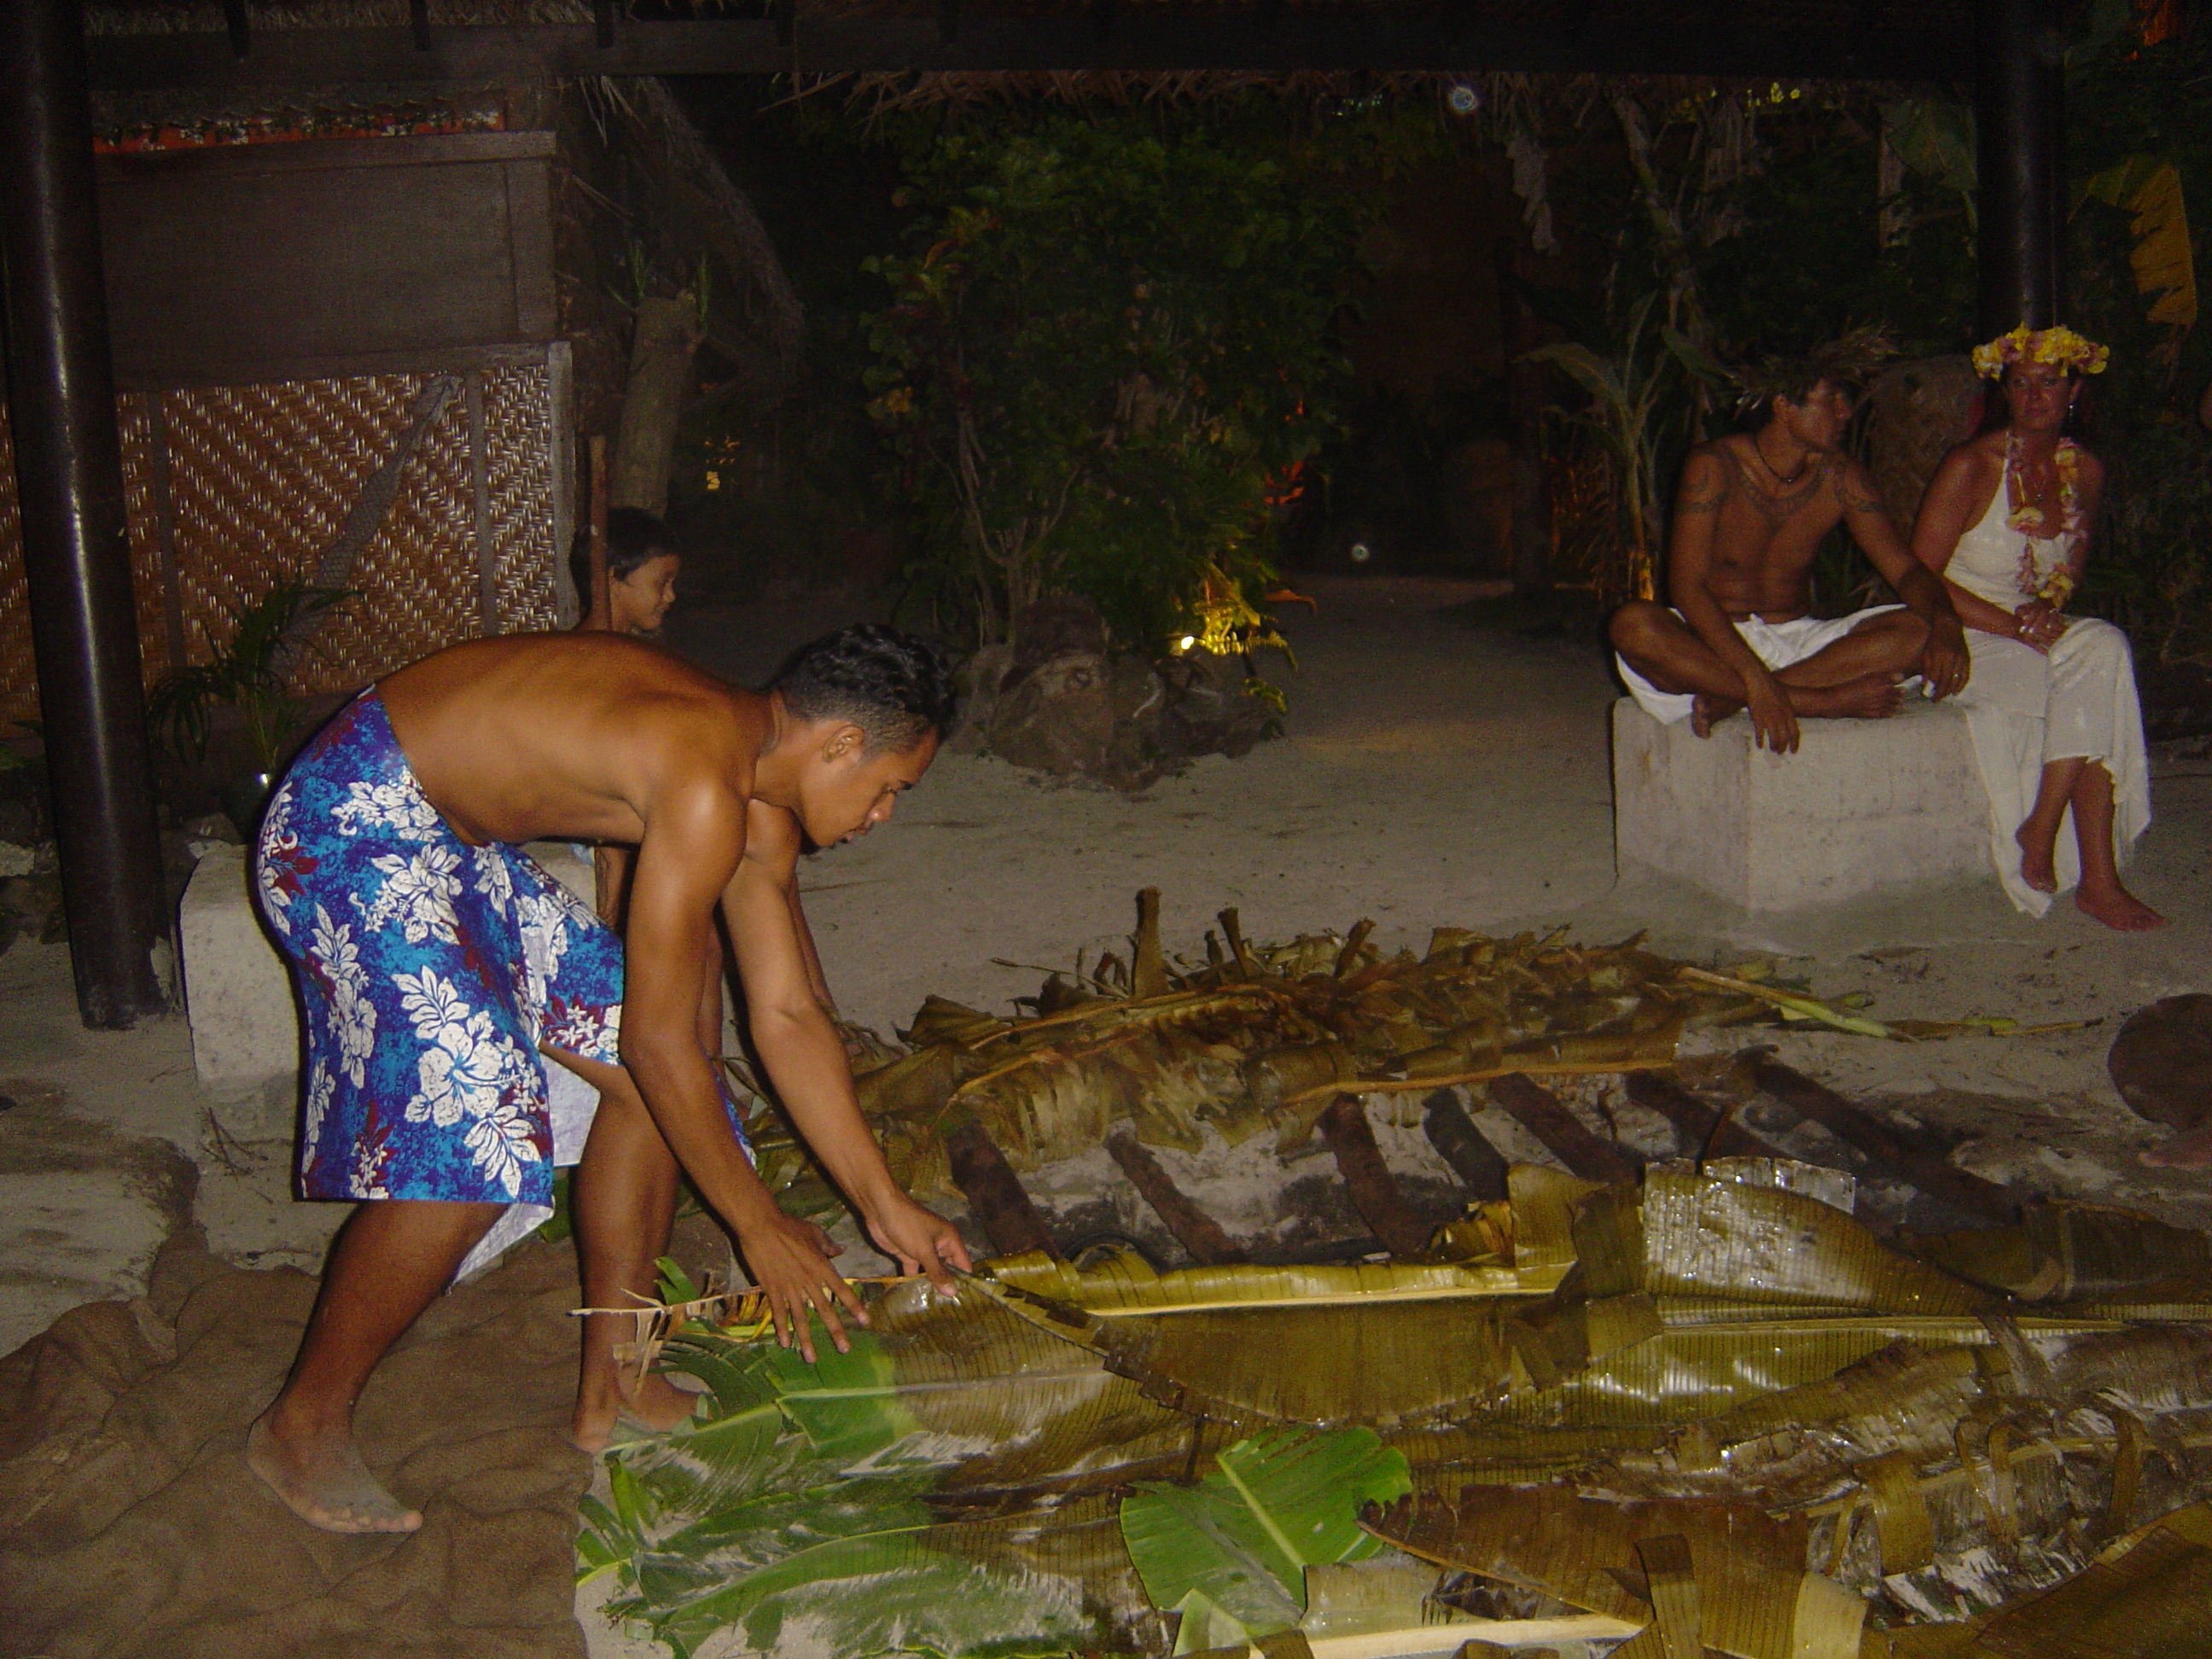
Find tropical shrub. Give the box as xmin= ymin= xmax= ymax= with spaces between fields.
xmin=862 ymin=113 xmax=1362 ymax=654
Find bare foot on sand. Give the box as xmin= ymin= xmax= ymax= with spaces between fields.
xmin=1690 ymin=694 xmax=1742 ymax=738
xmin=2015 ymin=821 xmax=2059 ymax=894
xmin=2139 ymin=1122 xmax=2212 ymax=1167
xmin=247 ymin=1412 xmax=421 ymax=1534
xmin=2075 ymin=879 xmax=2166 ymax=932
xmin=571 ymin=1371 xmax=704 ymax=1454
xmin=1792 ymin=673 xmax=1906 ymax=720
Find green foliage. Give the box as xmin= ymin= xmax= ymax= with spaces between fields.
xmin=145 ymin=578 xmax=351 ymax=773
xmin=1524 ymin=294 xmax=1729 ymax=601
xmin=2061 ymin=22 xmax=2212 ymax=661
xmin=1119 ymin=1425 xmax=1412 ymax=1654
xmin=579 ymin=1321 xmax=1109 ymax=1659
xmin=862 ymin=112 xmax=1363 ymax=651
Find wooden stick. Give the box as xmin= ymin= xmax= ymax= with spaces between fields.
xmin=1421 ymin=1088 xmax=1510 ymax=1201
xmin=944 ymin=1119 xmax=1057 ymax=1257
xmin=1744 ymin=1054 xmax=2018 ymax=1225
xmin=1105 ymin=1129 xmax=1249 ymax=1265
xmin=1318 ymin=1097 xmax=1435 ymax=1258
xmin=1487 ymin=1074 xmax=1639 ymax=1185
xmin=1624 ymin=1070 xmax=1794 ymax=1163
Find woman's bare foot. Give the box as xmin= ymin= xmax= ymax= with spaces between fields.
xmin=2014 ymin=819 xmax=2061 ymax=894
xmin=570 ymin=1370 xmax=704 ymax=1454
xmin=247 ymin=1411 xmax=422 ymax=1534
xmin=1791 ymin=673 xmax=1906 ymax=720
xmin=1690 ymin=694 xmax=1742 ymax=738
xmin=2140 ymin=1122 xmax=2212 ymax=1167
xmin=2075 ymin=879 xmax=2166 ymax=932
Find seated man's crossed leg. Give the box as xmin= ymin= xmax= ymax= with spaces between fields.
xmin=1611 ymin=601 xmax=1929 ymax=737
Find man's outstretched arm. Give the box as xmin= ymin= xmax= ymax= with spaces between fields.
xmin=725 ymin=808 xmax=971 ymax=1310
xmin=621 ymin=780 xmax=891 ymax=1361
xmin=1666 ymin=448 xmax=1802 ymax=751
xmin=1835 ymin=461 xmax=1970 ymax=697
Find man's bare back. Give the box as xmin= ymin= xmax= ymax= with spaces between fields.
xmin=1610 ymin=374 xmax=1969 ymax=753
xmin=379 ymin=632 xmax=766 ymax=851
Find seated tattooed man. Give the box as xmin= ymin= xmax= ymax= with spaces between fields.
xmin=1610 ymin=333 xmax=1970 ymax=753
xmin=248 ymin=623 xmax=970 ymax=1534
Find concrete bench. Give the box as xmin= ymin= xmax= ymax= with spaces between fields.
xmin=1610 ymin=696 xmax=1989 ymax=911
xmin=178 ymin=840 xmax=598 ymax=1091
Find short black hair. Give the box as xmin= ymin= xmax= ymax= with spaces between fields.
xmin=568 ymin=508 xmax=680 ymax=601
xmin=770 ymin=624 xmax=957 ymax=752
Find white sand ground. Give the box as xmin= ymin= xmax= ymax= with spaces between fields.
xmin=2 ymin=574 xmax=2208 ymax=1653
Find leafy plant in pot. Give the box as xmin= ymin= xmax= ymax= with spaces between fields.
xmin=147 ymin=578 xmax=352 ymax=836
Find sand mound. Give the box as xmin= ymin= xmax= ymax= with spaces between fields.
xmin=0 ymin=1230 xmax=590 ymax=1659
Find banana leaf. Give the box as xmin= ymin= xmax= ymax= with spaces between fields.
xmin=1907 ymin=1201 xmax=2212 ymax=1302
xmin=981 ymin=1255 xmax=1528 ymax=1427
xmin=1120 ymin=1426 xmax=1412 ymax=1653
xmin=660 ymin=1275 xmax=1196 ymax=1493
xmin=1364 ymin=1488 xmax=1864 ymax=1659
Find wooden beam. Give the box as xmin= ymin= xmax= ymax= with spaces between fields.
xmin=85 ymin=15 xmax=1974 ymax=91
xmin=944 ymin=1119 xmax=1058 ymax=1258
xmin=1744 ymin=1055 xmax=2019 ymax=1225
xmin=1622 ymin=1069 xmax=1796 ymax=1163
xmin=1105 ymin=1129 xmax=1249 ymax=1266
xmin=1318 ymin=1097 xmax=1433 ymax=1258
xmin=1420 ymin=1087 xmax=1509 ymax=1201
xmin=1487 ymin=1074 xmax=1639 ymax=1186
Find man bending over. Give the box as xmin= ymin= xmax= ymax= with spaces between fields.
xmin=247 ymin=623 xmax=971 ymax=1534
xmin=1610 ymin=337 xmax=1970 ymax=752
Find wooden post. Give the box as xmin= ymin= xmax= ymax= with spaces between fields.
xmin=1975 ymin=0 xmax=2063 ymax=335
xmin=0 ymin=0 xmax=171 ymax=1027
xmin=1318 ymin=1097 xmax=1435 ymax=1258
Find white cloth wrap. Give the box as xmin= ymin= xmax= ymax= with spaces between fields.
xmin=1943 ymin=480 xmax=2151 ymax=914
xmin=1615 ymin=605 xmax=1904 ymax=725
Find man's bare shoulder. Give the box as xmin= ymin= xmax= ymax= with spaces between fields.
xmin=378 ymin=633 xmax=771 ymax=846
xmin=1673 ymin=442 xmax=1735 ymax=509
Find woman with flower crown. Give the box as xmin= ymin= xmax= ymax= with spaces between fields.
xmin=1910 ymin=325 xmax=2161 ymax=931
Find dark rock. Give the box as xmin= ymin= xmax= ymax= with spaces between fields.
xmin=2110 ymin=994 xmax=2212 ymax=1132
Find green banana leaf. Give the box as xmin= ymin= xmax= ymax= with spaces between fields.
xmin=1121 ymin=1426 xmax=1412 ymax=1654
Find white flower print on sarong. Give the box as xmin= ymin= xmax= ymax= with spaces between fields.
xmin=472 ymin=844 xmax=515 ymax=918
xmin=393 ymin=966 xmax=543 ymax=1198
xmin=515 ymin=888 xmax=573 ymax=1021
xmin=300 ymin=1068 xmax=335 ymax=1171
xmin=357 ymin=840 xmax=465 ymax=945
xmin=307 ymin=904 xmax=376 ymax=1087
xmin=255 ymin=789 xmax=315 ymax=936
xmin=334 ymin=778 xmax=443 ymax=842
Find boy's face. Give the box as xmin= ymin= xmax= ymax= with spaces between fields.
xmin=611 ymin=553 xmax=680 ymax=636
xmin=795 ymin=724 xmax=938 ymax=847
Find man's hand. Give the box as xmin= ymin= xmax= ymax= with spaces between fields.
xmin=2013 ymin=601 xmax=2069 ymax=655
xmin=864 ymin=1192 xmax=972 ymax=1296
xmin=1742 ymin=666 xmax=1801 ymax=754
xmin=1920 ymin=615 xmax=1972 ymax=699
xmin=736 ymin=1205 xmax=868 ymax=1364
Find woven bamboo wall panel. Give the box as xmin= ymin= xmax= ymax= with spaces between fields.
xmin=0 ymin=364 xmax=562 ymax=727
xmin=484 ymin=364 xmax=562 ymax=635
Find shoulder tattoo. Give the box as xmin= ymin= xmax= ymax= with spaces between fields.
xmin=1835 ymin=467 xmax=1885 ymax=514
xmin=1676 ymin=457 xmax=1731 ymax=514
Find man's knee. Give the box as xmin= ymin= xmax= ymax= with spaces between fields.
xmin=1609 ymin=600 xmax=1670 ymax=656
xmin=1855 ymin=608 xmax=1928 ymax=661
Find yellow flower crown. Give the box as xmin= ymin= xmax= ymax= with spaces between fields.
xmin=1971 ymin=323 xmax=2110 ymax=380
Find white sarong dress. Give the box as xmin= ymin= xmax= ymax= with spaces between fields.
xmin=1945 ymin=480 xmax=2151 ymax=914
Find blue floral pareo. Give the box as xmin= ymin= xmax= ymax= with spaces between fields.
xmin=256 ymin=690 xmax=629 ymax=1208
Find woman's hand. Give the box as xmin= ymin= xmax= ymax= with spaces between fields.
xmin=735 ymin=1205 xmax=865 ymax=1364
xmin=2012 ymin=600 xmax=2068 ymax=654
